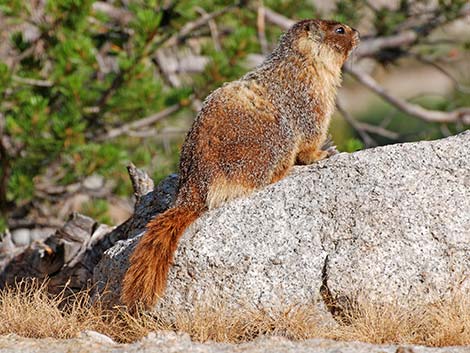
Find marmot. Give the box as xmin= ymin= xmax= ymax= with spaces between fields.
xmin=122 ymin=19 xmax=360 ymax=308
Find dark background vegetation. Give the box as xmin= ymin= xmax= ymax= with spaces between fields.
xmin=0 ymin=0 xmax=469 ymax=234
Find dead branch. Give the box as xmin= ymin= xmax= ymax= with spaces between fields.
xmin=336 ymin=100 xmax=376 ymax=147
xmin=263 ymin=7 xmax=294 ymax=30
xmin=125 ymin=127 xmax=188 ymax=139
xmin=95 ymin=104 xmax=181 ymax=141
xmin=346 ymin=66 xmax=470 ymax=125
xmin=7 ymin=218 xmax=64 ymax=230
xmin=356 ymin=121 xmax=400 ymax=140
xmin=257 ymin=3 xmax=269 ymax=55
xmin=165 ymin=4 xmax=239 ymax=47
xmin=354 ymin=31 xmax=418 ymax=58
xmin=196 ymin=7 xmax=221 ymax=52
xmin=12 ymin=75 xmax=53 ymax=87
xmin=155 ymin=50 xmax=210 ymax=74
xmin=127 ymin=163 xmax=154 ymax=201
xmin=92 ymin=2 xmax=133 ymax=25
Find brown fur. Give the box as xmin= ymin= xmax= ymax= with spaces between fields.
xmin=121 ymin=19 xmax=360 ymax=309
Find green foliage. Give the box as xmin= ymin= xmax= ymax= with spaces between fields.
xmin=0 ymin=0 xmax=184 ymax=213
xmin=195 ymin=26 xmax=259 ymax=96
xmin=373 ymin=7 xmax=407 ymax=36
xmin=80 ymin=198 xmax=111 ymax=225
xmin=438 ymin=0 xmax=468 ymax=21
xmin=342 ymin=138 xmax=365 ymax=153
xmin=265 ymin=0 xmax=317 ymax=19
xmin=0 ymin=217 xmax=6 ymax=234
xmin=334 ymin=0 xmax=364 ymax=25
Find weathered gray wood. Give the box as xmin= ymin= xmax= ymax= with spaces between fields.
xmin=0 ymin=166 xmax=178 ymax=294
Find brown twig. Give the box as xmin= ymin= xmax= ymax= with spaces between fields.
xmin=165 ymin=4 xmax=239 ymax=47
xmin=12 ymin=75 xmax=53 ymax=87
xmin=257 ymin=3 xmax=268 ymax=55
xmin=346 ymin=66 xmax=470 ymax=125
xmin=195 ymin=7 xmax=221 ymax=52
xmin=124 ymin=127 xmax=188 ymax=139
xmin=92 ymin=1 xmax=134 ymax=25
xmin=262 ymin=7 xmax=294 ymax=30
xmin=8 ymin=217 xmax=64 ymax=230
xmin=356 ymin=121 xmax=400 ymax=140
xmin=336 ymin=100 xmax=376 ymax=147
xmin=95 ymin=104 xmax=181 ymax=141
xmin=354 ymin=31 xmax=418 ymax=58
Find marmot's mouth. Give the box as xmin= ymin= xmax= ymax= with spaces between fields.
xmin=353 ymin=33 xmax=360 ymax=47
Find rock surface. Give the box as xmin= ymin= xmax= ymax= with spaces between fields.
xmin=1 ymin=333 xmax=470 ymax=353
xmin=93 ymin=131 xmax=470 ymax=312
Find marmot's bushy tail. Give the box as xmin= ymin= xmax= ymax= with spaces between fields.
xmin=121 ymin=206 xmax=201 ymax=308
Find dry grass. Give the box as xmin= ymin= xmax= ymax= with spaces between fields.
xmin=328 ymin=291 xmax=470 ymax=347
xmin=2 ymin=279 xmax=470 ymax=347
xmin=0 ymin=280 xmax=119 ymax=340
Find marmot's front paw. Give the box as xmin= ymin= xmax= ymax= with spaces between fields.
xmin=321 ymin=136 xmax=339 ymax=158
xmin=324 ymin=145 xmax=339 ymax=158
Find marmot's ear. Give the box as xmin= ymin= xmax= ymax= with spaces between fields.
xmin=308 ymin=21 xmax=325 ymax=42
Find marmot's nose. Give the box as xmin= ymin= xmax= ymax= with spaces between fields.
xmin=351 ymin=27 xmax=360 ymax=43
xmin=352 ymin=27 xmax=360 ymax=39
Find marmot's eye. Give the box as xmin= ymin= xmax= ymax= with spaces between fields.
xmin=335 ymin=27 xmax=345 ymax=34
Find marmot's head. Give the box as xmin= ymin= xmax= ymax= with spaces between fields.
xmin=280 ymin=19 xmax=360 ymax=67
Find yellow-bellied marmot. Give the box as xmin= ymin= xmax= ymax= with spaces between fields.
xmin=122 ymin=19 xmax=360 ymax=308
